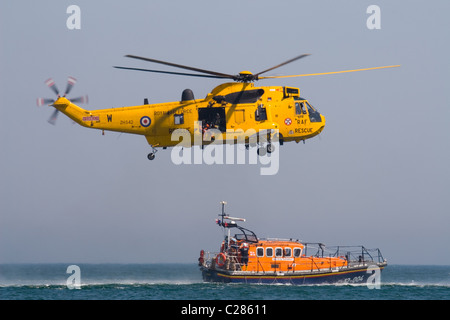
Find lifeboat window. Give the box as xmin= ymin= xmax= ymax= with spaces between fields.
xmin=293 ymin=248 xmax=302 ymax=257
xmin=284 ymin=247 xmax=292 ymax=257
xmin=266 ymin=247 xmax=273 ymax=257
xmin=256 ymin=247 xmax=264 ymax=257
xmin=275 ymin=248 xmax=283 ymax=257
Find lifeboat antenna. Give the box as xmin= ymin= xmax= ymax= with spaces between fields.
xmin=219 ymin=201 xmax=246 ymax=222
xmin=216 ymin=201 xmax=257 ymax=247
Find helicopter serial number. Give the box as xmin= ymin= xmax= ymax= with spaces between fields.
xmin=120 ymin=120 xmax=134 ymax=125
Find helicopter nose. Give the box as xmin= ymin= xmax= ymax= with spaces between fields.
xmin=317 ymin=124 xmax=325 ymax=135
xmin=317 ymin=114 xmax=325 ymax=134
xmin=319 ymin=114 xmax=326 ymax=131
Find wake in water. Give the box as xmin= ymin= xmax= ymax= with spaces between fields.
xmin=1 ymin=264 xmax=449 ymax=300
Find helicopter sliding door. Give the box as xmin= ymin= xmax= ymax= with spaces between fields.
xmin=198 ymin=107 xmax=226 ymax=132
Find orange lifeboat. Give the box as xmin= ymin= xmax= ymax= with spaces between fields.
xmin=199 ymin=202 xmax=387 ymax=285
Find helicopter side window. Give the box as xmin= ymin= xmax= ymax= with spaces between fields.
xmin=295 ymin=102 xmax=306 ymax=115
xmin=174 ymin=113 xmax=184 ymax=125
xmin=224 ymin=89 xmax=265 ymax=104
xmin=255 ymin=104 xmax=267 ymax=121
xmin=266 ymin=247 xmax=273 ymax=257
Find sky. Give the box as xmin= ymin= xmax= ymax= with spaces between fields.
xmin=0 ymin=0 xmax=449 ymax=265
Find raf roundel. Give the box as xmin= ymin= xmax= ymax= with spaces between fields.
xmin=140 ymin=116 xmax=151 ymax=127
xmin=284 ymin=118 xmax=292 ymax=126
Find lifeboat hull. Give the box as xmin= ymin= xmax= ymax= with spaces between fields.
xmin=201 ymin=263 xmax=387 ymax=285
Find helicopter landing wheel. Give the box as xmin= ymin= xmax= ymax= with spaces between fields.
xmin=266 ymin=143 xmax=275 ymax=154
xmin=257 ymin=146 xmax=267 ymax=156
xmin=147 ymin=145 xmax=159 ymax=161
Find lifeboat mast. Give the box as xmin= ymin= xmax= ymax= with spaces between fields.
xmin=215 ymin=201 xmax=257 ymax=249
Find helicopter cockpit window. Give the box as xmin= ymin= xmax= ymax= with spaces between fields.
xmin=174 ymin=113 xmax=184 ymax=125
xmin=305 ymin=102 xmax=322 ymax=123
xmin=295 ymin=102 xmax=306 ymax=115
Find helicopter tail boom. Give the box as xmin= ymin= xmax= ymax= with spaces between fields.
xmin=52 ymin=97 xmax=95 ymax=128
xmin=51 ymin=97 xmax=153 ymax=135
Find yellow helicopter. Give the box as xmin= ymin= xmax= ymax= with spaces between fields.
xmin=37 ymin=54 xmax=399 ymax=160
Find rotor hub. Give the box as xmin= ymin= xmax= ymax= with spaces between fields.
xmin=236 ymin=70 xmax=257 ymax=82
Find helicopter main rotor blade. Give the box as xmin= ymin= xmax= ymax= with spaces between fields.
xmin=254 ymin=54 xmax=311 ymax=77
xmin=258 ymin=65 xmax=401 ymax=79
xmin=113 ymin=66 xmax=230 ymax=79
xmin=124 ymin=55 xmax=235 ymax=79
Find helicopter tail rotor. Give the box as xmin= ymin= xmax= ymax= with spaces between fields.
xmin=47 ymin=109 xmax=59 ymax=125
xmin=45 ymin=78 xmax=60 ymax=96
xmin=70 ymin=95 xmax=88 ymax=104
xmin=36 ymin=97 xmax=56 ymax=107
xmin=64 ymin=76 xmax=77 ymax=96
xmin=37 ymin=76 xmax=88 ymax=125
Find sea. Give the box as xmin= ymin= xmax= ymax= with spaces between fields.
xmin=1 ymin=264 xmax=448 ymax=316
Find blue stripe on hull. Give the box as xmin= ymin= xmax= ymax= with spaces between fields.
xmin=202 ymin=266 xmax=385 ymax=285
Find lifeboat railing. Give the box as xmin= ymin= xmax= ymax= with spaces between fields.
xmin=201 ymin=251 xmax=246 ymax=271
xmin=224 ymin=251 xmax=242 ymax=271
xmin=201 ymin=245 xmax=386 ymax=274
xmin=302 ymin=243 xmax=386 ymax=266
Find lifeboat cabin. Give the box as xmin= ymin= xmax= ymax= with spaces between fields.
xmin=199 ymin=202 xmax=387 ymax=285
